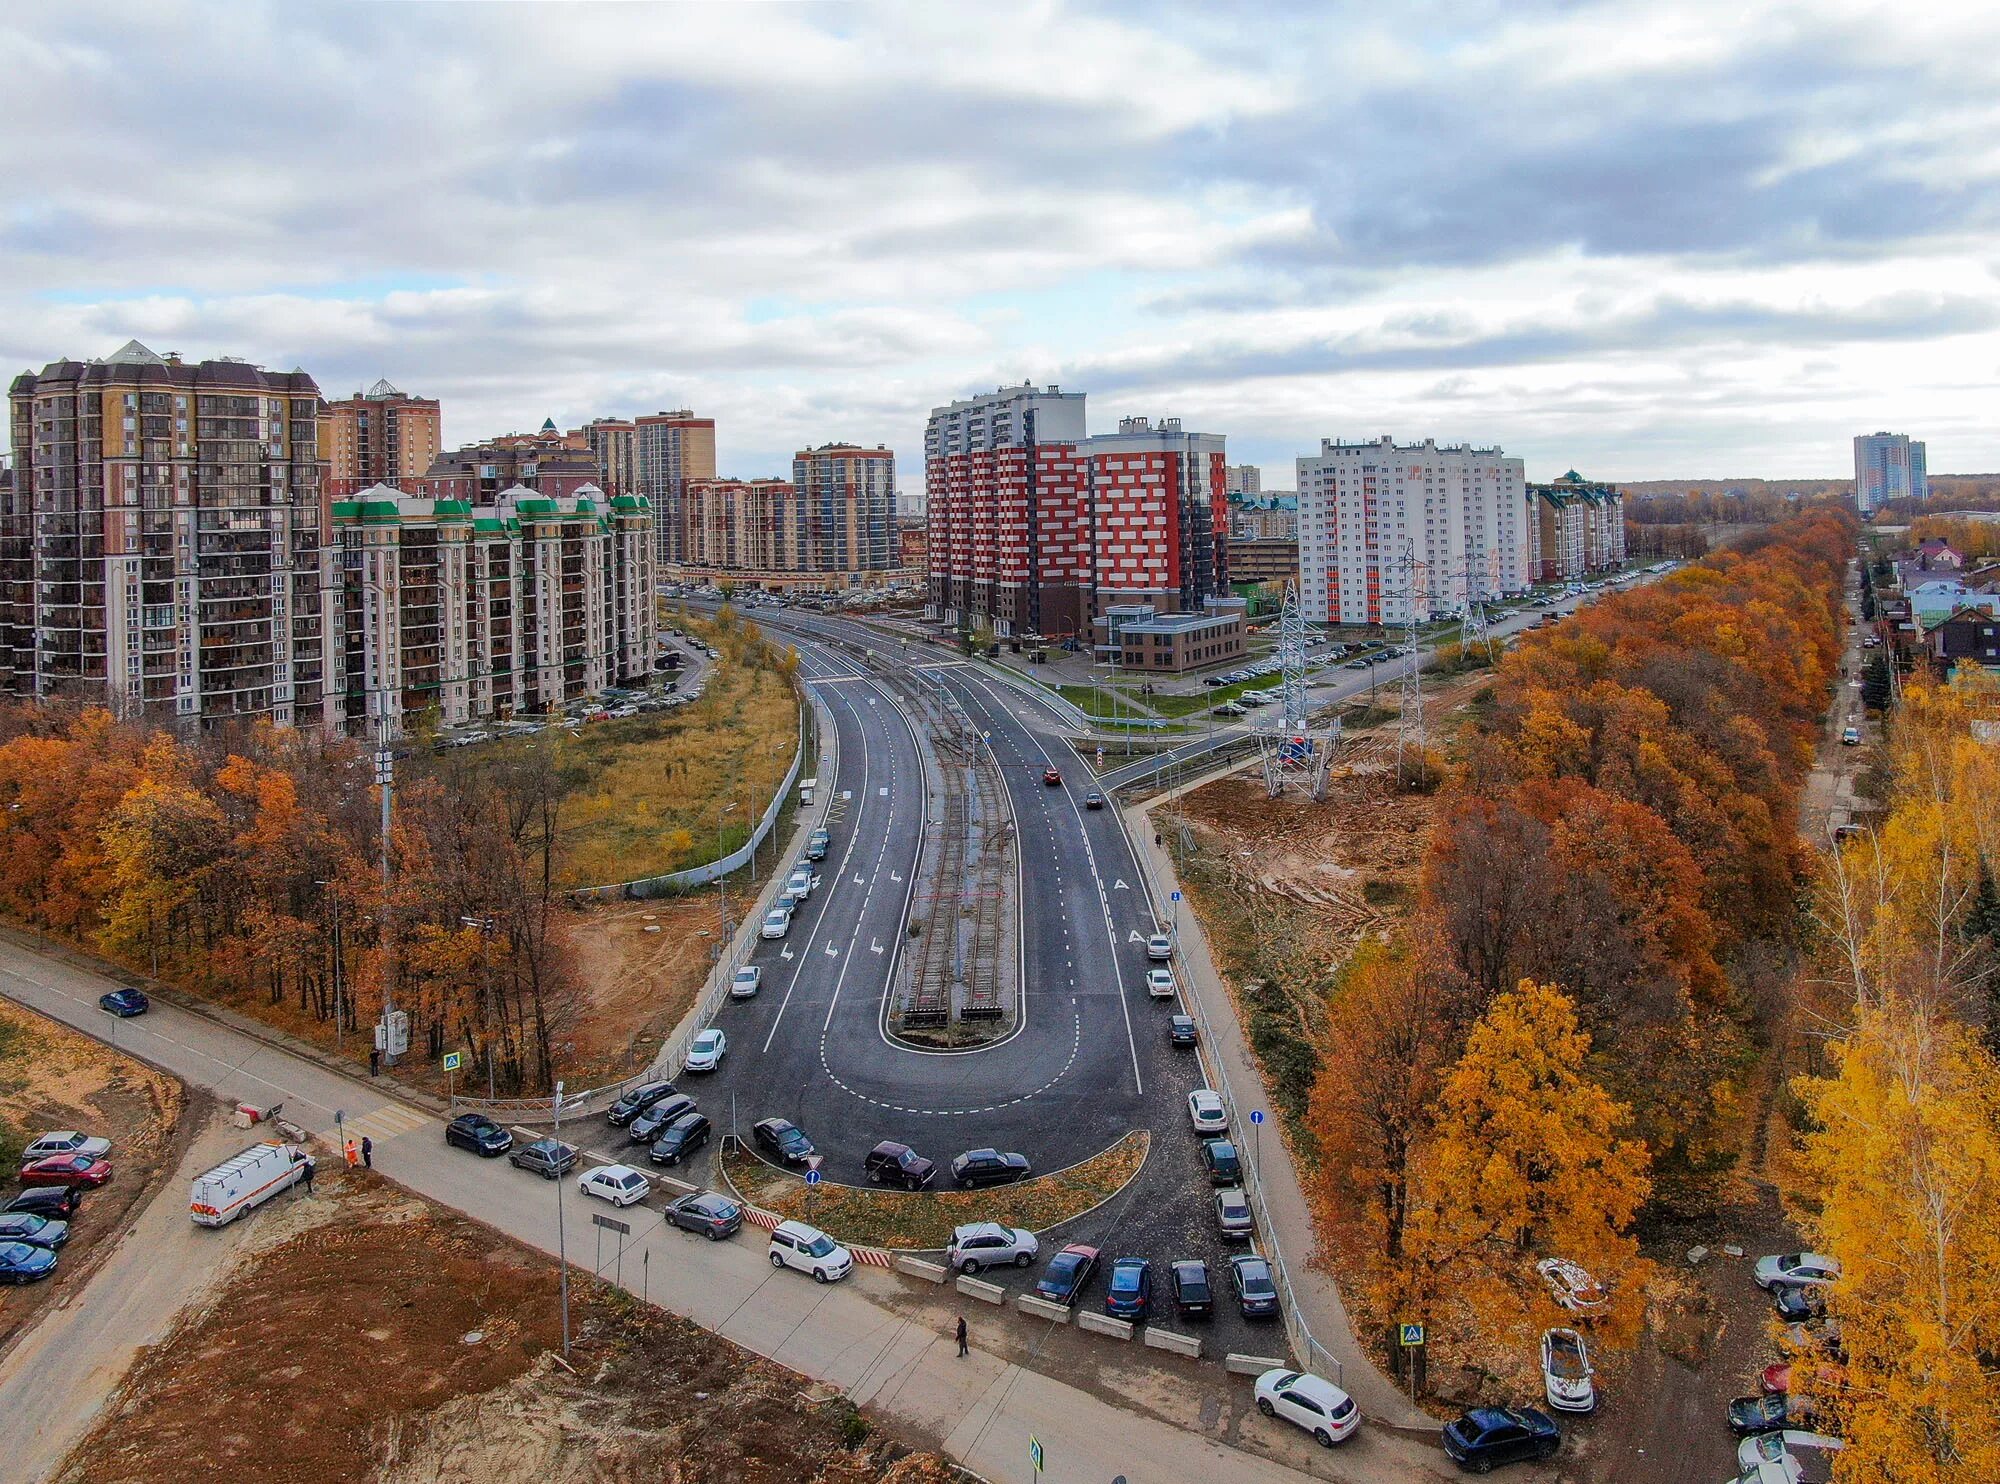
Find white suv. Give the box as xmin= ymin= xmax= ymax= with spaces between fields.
xmin=767 ymin=1219 xmax=852 ymax=1282
xmin=946 ymin=1221 xmax=1039 ymax=1275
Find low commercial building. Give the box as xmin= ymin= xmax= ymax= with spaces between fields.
xmin=1095 ymin=596 xmax=1247 ymax=672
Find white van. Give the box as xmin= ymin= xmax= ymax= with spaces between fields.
xmin=190 ymin=1141 xmax=315 ymax=1227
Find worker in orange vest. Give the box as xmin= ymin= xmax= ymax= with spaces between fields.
xmin=344 ymin=1138 xmax=360 ymax=1167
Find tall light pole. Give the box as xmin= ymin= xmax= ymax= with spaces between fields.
xmin=715 ymin=800 xmax=739 ymax=964
xmin=317 ymin=879 xmax=344 ymax=1048
xmin=552 ymin=1080 xmax=571 ymax=1356
xmin=364 ymin=572 xmax=400 ymax=1067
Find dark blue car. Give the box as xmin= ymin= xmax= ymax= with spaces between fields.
xmin=1441 ymin=1406 xmax=1560 ymax=1471
xmin=1104 ymin=1257 xmax=1152 ymax=1320
xmin=98 ymin=988 xmax=150 ymax=1017
xmin=0 ymin=1212 xmax=70 ymax=1250
xmin=0 ymin=1240 xmax=58 ymax=1284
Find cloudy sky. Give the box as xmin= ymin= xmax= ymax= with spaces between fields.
xmin=6 ymin=1 xmax=1999 ymax=493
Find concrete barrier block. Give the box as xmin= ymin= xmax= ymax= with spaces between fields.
xmin=1225 ymin=1352 xmax=1287 ymax=1376
xmin=896 ymin=1256 xmax=948 ymax=1284
xmin=955 ymin=1275 xmax=1006 ymax=1305
xmin=1014 ymin=1293 xmax=1073 ymax=1325
xmin=1143 ymin=1327 xmax=1202 ymax=1358
xmin=1075 ymin=1310 xmax=1134 ymax=1342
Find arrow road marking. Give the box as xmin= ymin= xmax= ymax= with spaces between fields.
xmin=824 ymin=943 xmax=839 ymax=957
xmin=1113 ymin=878 xmax=1130 ymax=890
xmin=871 ymin=937 xmax=883 ymax=955
xmin=1127 ymin=929 xmax=1145 ymax=943
xmin=890 ymin=872 xmax=903 ymax=883
xmin=781 ymin=947 xmax=795 ymax=960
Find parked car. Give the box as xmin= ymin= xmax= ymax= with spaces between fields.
xmin=665 ymin=1190 xmax=743 ymax=1240
xmin=607 ymin=1080 xmax=679 ymax=1127
xmin=1535 ymin=1257 xmax=1607 ymax=1316
xmin=20 ymin=1154 xmax=111 ymax=1189
xmin=1147 ymin=967 xmax=1177 ymax=999
xmin=804 ymin=829 xmax=831 ymax=861
xmin=445 ymin=1113 xmax=513 ymax=1157
xmin=1736 ymin=1431 xmax=1844 ymax=1478
xmin=97 ymin=988 xmax=150 ymax=1017
xmin=1441 ymin=1406 xmax=1561 ymax=1471
xmin=1084 ymin=790 xmax=1105 ymax=809
xmin=760 ymin=905 xmax=794 ymax=939
xmin=1254 ymin=1368 xmax=1359 ymax=1448
xmin=1215 ymin=1186 xmax=1254 ymax=1239
xmin=1187 ymin=1088 xmax=1228 ymax=1134
xmin=950 ymin=1148 xmax=1031 ymax=1188
xmin=1540 ymin=1327 xmax=1596 ymax=1413
xmin=783 ymin=868 xmax=816 ymax=905
xmin=1168 ymin=1014 xmax=1199 ymax=1047
xmin=863 ymin=1141 xmax=936 ymax=1190
xmin=1755 ymin=1253 xmax=1841 ymax=1290
xmin=730 ymin=965 xmax=762 ymax=999
xmin=0 ymin=1211 xmax=70 ymax=1250
xmin=0 ymin=1240 xmax=58 ymax=1285
xmin=1729 ymin=1394 xmax=1815 ymax=1437
xmin=4 ymin=1187 xmax=82 ymax=1220
xmin=768 ymin=1219 xmax=852 ymax=1282
xmin=1036 ymin=1244 xmax=1099 ymax=1305
xmin=1773 ymin=1286 xmax=1825 ymax=1323
xmin=1229 ymin=1253 xmax=1280 ymax=1318
xmin=19 ymin=1132 xmax=111 ymax=1166
xmin=1104 ymin=1256 xmax=1152 ymax=1320
xmin=507 ymin=1138 xmax=577 ymax=1179
xmin=647 ymin=1111 xmax=712 ymax=1166
xmin=752 ymin=1117 xmax=816 ymax=1167
xmin=578 ymin=1164 xmax=652 ymax=1207
xmin=1202 ymin=1138 xmax=1242 ymax=1185
xmin=1147 ymin=933 xmax=1174 ymax=961
xmin=1213 ymin=701 xmax=1247 ymax=716
xmin=1042 ymin=766 xmax=1063 ymax=786
xmin=683 ymin=1029 xmax=727 ymax=1073
xmin=1169 ymin=1258 xmax=1213 ymax=1318
xmin=628 ymin=1095 xmax=697 ymax=1145
xmin=947 ymin=1221 xmax=1038 ymax=1274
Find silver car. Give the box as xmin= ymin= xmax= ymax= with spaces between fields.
xmin=1215 ymin=1186 xmax=1254 ymax=1239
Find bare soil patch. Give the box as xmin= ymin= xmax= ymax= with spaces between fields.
xmin=562 ymin=895 xmax=729 ymax=1083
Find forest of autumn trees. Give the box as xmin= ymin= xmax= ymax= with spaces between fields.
xmin=1309 ymin=511 xmax=1853 ymax=1363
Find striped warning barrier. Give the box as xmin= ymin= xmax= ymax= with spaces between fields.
xmin=731 ymin=1202 xmax=895 ymax=1267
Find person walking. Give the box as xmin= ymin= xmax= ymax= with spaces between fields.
xmin=360 ymin=1136 xmax=373 ymax=1169
xmin=955 ymin=1316 xmax=968 ymax=1358
xmin=369 ymin=1048 xmax=380 ymax=1077
xmin=300 ymin=1155 xmax=315 ymax=1195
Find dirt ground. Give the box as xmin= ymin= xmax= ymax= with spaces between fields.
xmin=563 ymin=894 xmax=736 ymax=1082
xmin=55 ymin=1164 xmax=960 ymax=1484
xmin=0 ymin=1000 xmax=186 ymax=1358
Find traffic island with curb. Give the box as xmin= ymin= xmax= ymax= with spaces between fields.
xmin=1142 ymin=1326 xmax=1202 ymax=1358
xmin=955 ymin=1274 xmax=1007 ymax=1305
xmin=1225 ymin=1352 xmax=1287 ymax=1375
xmin=1014 ymin=1293 xmax=1073 ymax=1324
xmin=1074 ymin=1310 xmax=1134 ymax=1341
xmin=896 ymin=1255 xmax=948 ymax=1284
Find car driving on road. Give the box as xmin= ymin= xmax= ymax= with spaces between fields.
xmin=948 ymin=1221 xmax=1038 ymax=1274
xmin=1255 ymin=1368 xmax=1358 ymax=1448
xmin=97 ymin=988 xmax=150 ymax=1017
xmin=949 ymin=1148 xmax=1032 ymax=1188
xmin=753 ymin=1117 xmax=816 ymax=1166
xmin=445 ymin=1113 xmax=513 ymax=1157
xmin=507 ymin=1138 xmax=577 ymax=1179
xmin=665 ymin=1190 xmax=743 ymax=1240
xmin=1042 ymin=766 xmax=1062 ymax=786
xmin=1084 ymin=790 xmax=1105 ymax=809
xmin=863 ymin=1141 xmax=936 ymax=1190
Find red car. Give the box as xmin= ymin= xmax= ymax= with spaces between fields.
xmin=20 ymin=1154 xmax=112 ymax=1189
xmin=1043 ymin=767 xmax=1062 ymax=786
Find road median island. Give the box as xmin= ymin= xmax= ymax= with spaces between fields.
xmin=718 ymin=1130 xmax=1148 ymax=1252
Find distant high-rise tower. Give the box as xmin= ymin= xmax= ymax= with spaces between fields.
xmin=635 ymin=410 xmax=716 ymax=565
xmin=1853 ymin=432 xmax=1927 ymax=516
xmin=326 ymin=379 xmax=441 ymax=497
xmin=1225 ymin=463 xmax=1261 ymax=498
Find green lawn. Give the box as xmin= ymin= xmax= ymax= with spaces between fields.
xmin=1055 ymin=683 xmax=1151 ymax=720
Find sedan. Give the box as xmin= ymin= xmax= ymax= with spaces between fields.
xmin=647 ymin=1111 xmax=712 ymax=1166
xmin=578 ymin=1164 xmax=652 ymax=1207
xmin=1535 ymin=1257 xmax=1606 ymax=1316
xmin=1169 ymin=1258 xmax=1213 ymax=1318
xmin=4 ymin=1187 xmax=82 ymax=1220
xmin=1729 ymin=1394 xmax=1815 ymax=1437
xmin=1773 ymin=1285 xmax=1825 ymax=1323
xmin=606 ymin=1079 xmax=679 ymax=1127
xmin=0 ymin=1240 xmax=58 ymax=1285
xmin=760 ymin=906 xmax=793 ymax=939
xmin=1084 ymin=791 xmax=1105 ymax=810
xmin=683 ymin=1029 xmax=727 ymax=1073
xmin=1035 ymin=1244 xmax=1099 ymax=1306
xmin=98 ymin=988 xmax=150 ymax=1017
xmin=507 ymin=1138 xmax=578 ymax=1179
xmin=628 ymin=1094 xmax=696 ymax=1144
xmin=0 ymin=1211 xmax=70 ymax=1250
xmin=1540 ymin=1327 xmax=1596 ymax=1413
xmin=445 ymin=1113 xmax=513 ymax=1157
xmin=1230 ymin=1254 xmax=1280 ymax=1317
xmin=753 ymin=1117 xmax=816 ymax=1167
xmin=1043 ymin=767 xmax=1062 ymax=786
xmin=1755 ymin=1253 xmax=1841 ymax=1290
xmin=1442 ymin=1407 xmax=1560 ymax=1471
xmin=665 ymin=1190 xmax=743 ymax=1240
xmin=1147 ymin=933 xmax=1173 ymax=961
xmin=1147 ymin=968 xmax=1177 ymax=999
xmin=1104 ymin=1257 xmax=1152 ymax=1321
xmin=19 ymin=1132 xmax=111 ymax=1165
xmin=1215 ymin=1186 xmax=1255 ymax=1240
xmin=1187 ymin=1088 xmax=1228 ymax=1134
xmin=730 ymin=965 xmax=762 ymax=999
xmin=1255 ymin=1368 xmax=1359 ymax=1448
xmin=1737 ymin=1432 xmax=1845 ymax=1473
xmin=950 ymin=1148 xmax=1032 ymax=1188
xmin=1168 ymin=1015 xmax=1198 ymax=1048
xmin=1213 ymin=702 xmax=1247 ymax=716
xmin=20 ymin=1155 xmax=111 ymax=1189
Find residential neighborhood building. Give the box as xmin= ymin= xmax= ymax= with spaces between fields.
xmin=421 ymin=424 xmax=602 ymax=504
xmin=1228 ymin=537 xmax=1300 ymax=589
xmin=1085 ymin=415 xmax=1230 ymax=615
xmin=1225 ymin=463 xmax=1261 ymax=497
xmin=1928 ymin=606 xmax=2000 ymax=675
xmin=580 ymin=417 xmax=637 ymax=498
xmin=1854 ymin=431 xmax=1927 ymax=515
xmin=1096 ymin=596 xmax=1247 ymax=672
xmin=5 ymin=340 xmax=338 ymax=729
xmin=325 ymin=379 xmax=441 ymax=498
xmin=635 ymin=409 xmax=716 ymax=565
xmin=790 ymin=443 xmax=896 ymax=578
xmin=1230 ymin=500 xmax=1298 ymax=541
xmin=1529 ymin=471 xmax=1627 ymax=581
xmin=897 ymin=517 xmax=928 ymax=572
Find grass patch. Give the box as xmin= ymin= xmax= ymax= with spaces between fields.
xmin=721 ymin=1131 xmax=1148 ymax=1250
xmin=1055 ymin=684 xmax=1150 ymax=720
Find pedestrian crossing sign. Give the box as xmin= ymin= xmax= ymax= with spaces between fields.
xmin=442 ymin=1051 xmax=463 ymax=1072
xmin=1029 ymin=1435 xmax=1044 ymax=1473
xmin=1400 ymin=1322 xmax=1425 ymax=1347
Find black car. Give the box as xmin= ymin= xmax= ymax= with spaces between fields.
xmin=1084 ymin=791 xmax=1105 ymax=809
xmin=5 ymin=1187 xmax=82 ymax=1220
xmin=1772 ymin=1284 xmax=1824 ymax=1323
xmin=445 ymin=1113 xmax=513 ymax=1157
xmin=1169 ymin=1258 xmax=1212 ymax=1318
xmin=1168 ymin=1015 xmax=1198 ymax=1048
xmin=1441 ymin=1407 xmax=1561 ymax=1471
xmin=507 ymin=1138 xmax=577 ymax=1179
xmin=98 ymin=988 xmax=150 ymax=1017
xmin=950 ymin=1148 xmax=1032 ymax=1189
xmin=1202 ymin=1139 xmax=1242 ymax=1185
xmin=864 ymin=1141 xmax=936 ymax=1190
xmin=648 ymin=1111 xmax=712 ymax=1166
xmin=606 ymin=1080 xmax=679 ymax=1127
xmin=1035 ymin=1244 xmax=1099 ymax=1306
xmin=628 ymin=1094 xmax=697 ymax=1144
xmin=0 ymin=1211 xmax=70 ymax=1250
xmin=1728 ymin=1394 xmax=1813 ymax=1437
xmin=1229 ymin=1253 xmax=1280 ymax=1318
xmin=665 ymin=1190 xmax=743 ymax=1240
xmin=753 ymin=1117 xmax=816 ymax=1166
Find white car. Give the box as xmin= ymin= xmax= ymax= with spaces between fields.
xmin=1754 ymin=1253 xmax=1841 ymax=1290
xmin=760 ymin=905 xmax=793 ymax=939
xmin=783 ymin=868 xmax=815 ymax=904
xmin=946 ymin=1220 xmax=1039 ymax=1274
xmin=1536 ymin=1256 xmax=1607 ymax=1315
xmin=1187 ymin=1088 xmax=1228 ymax=1134
xmin=19 ymin=1131 xmax=111 ymax=1165
xmin=684 ymin=1029 xmax=727 ymax=1073
xmin=1147 ymin=967 xmax=1177 ymax=999
xmin=730 ymin=965 xmax=762 ymax=998
xmin=768 ymin=1219 xmax=853 ymax=1283
xmin=1737 ymin=1431 xmax=1844 ymax=1475
xmin=1253 ymin=1368 xmax=1360 ymax=1448
xmin=1540 ymin=1326 xmax=1596 ymax=1413
xmin=1146 ymin=933 xmax=1173 ymax=962
xmin=578 ymin=1163 xmax=651 ymax=1207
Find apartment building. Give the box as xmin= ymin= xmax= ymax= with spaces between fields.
xmin=580 ymin=418 xmax=637 ymax=498
xmin=5 ymin=340 xmax=338 ymax=729
xmin=681 ymin=478 xmax=801 ymax=572
xmin=326 ymin=379 xmax=441 ymax=498
xmin=420 ymin=425 xmax=601 ymax=504
xmin=1231 ymin=500 xmax=1298 ymax=541
xmin=1225 ymin=463 xmax=1261 ymax=497
xmin=1229 ymin=537 xmax=1300 ymax=588
xmin=1853 ymin=431 xmax=1927 ymax=516
xmin=1296 ymin=436 xmax=1530 ymax=627
xmin=791 ymin=443 xmax=895 ymax=577
xmin=635 ymin=410 xmax=716 ymax=565
xmin=331 ymin=482 xmax=653 ymax=734
xmin=1086 ymin=416 xmax=1229 ymax=613
xmin=1528 ymin=471 xmax=1626 ymax=580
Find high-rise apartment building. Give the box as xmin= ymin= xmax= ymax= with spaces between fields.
xmin=682 ymin=478 xmax=800 ymax=572
xmin=5 ymin=341 xmax=337 ymax=728
xmin=326 ymin=379 xmax=441 ymax=497
xmin=1853 ymin=431 xmax=1927 ymax=515
xmin=332 ymin=482 xmax=653 ymax=734
xmin=1225 ymin=463 xmax=1261 ymax=497
xmin=580 ymin=418 xmax=637 ymax=497
xmin=1085 ymin=416 xmax=1229 ymax=613
xmin=791 ymin=443 xmax=895 ymax=577
xmin=420 ymin=428 xmax=601 ymax=503
xmin=635 ymin=410 xmax=716 ymax=565
xmin=1296 ymin=436 xmax=1530 ymax=627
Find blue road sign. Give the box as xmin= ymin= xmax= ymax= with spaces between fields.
xmin=1400 ymin=1322 xmax=1426 ymax=1347
xmin=804 ymin=1169 xmax=822 ymax=1187
xmin=1029 ymin=1436 xmax=1045 ymax=1473
xmin=1171 ymin=889 xmax=1182 ymax=902
xmin=1249 ymin=1109 xmax=1266 ymax=1126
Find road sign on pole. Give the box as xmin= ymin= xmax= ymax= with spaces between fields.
xmin=442 ymin=1051 xmax=463 ymax=1071
xmin=803 ymin=1169 xmax=822 ymax=1186
xmin=1400 ymin=1322 xmax=1425 ymax=1348
xmin=1029 ymin=1435 xmax=1045 ymax=1474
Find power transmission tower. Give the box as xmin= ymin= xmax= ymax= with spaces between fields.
xmin=1257 ymin=579 xmax=1334 ymax=800
xmin=1393 ymin=541 xmax=1429 ymax=785
xmin=1458 ymin=550 xmax=1501 ymax=664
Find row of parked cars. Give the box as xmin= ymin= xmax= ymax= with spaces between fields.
xmin=1 ymin=1130 xmax=113 ymax=1284
xmin=1724 ymin=1254 xmax=1846 ymax=1483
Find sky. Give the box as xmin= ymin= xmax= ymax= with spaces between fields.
xmin=5 ymin=1 xmax=1999 ymax=496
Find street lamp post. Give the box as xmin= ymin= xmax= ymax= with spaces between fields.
xmin=317 ymin=879 xmax=344 ymax=1048
xmin=716 ymin=800 xmax=739 ymax=965
xmin=552 ymin=1080 xmax=571 ymax=1356
xmin=460 ymin=914 xmax=498 ymax=1099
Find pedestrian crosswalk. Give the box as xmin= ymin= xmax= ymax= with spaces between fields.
xmin=338 ymin=1100 xmax=430 ymax=1146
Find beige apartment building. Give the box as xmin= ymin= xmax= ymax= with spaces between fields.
xmin=325 ymin=379 xmax=441 ymax=497
xmin=635 ymin=410 xmax=716 ymax=564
